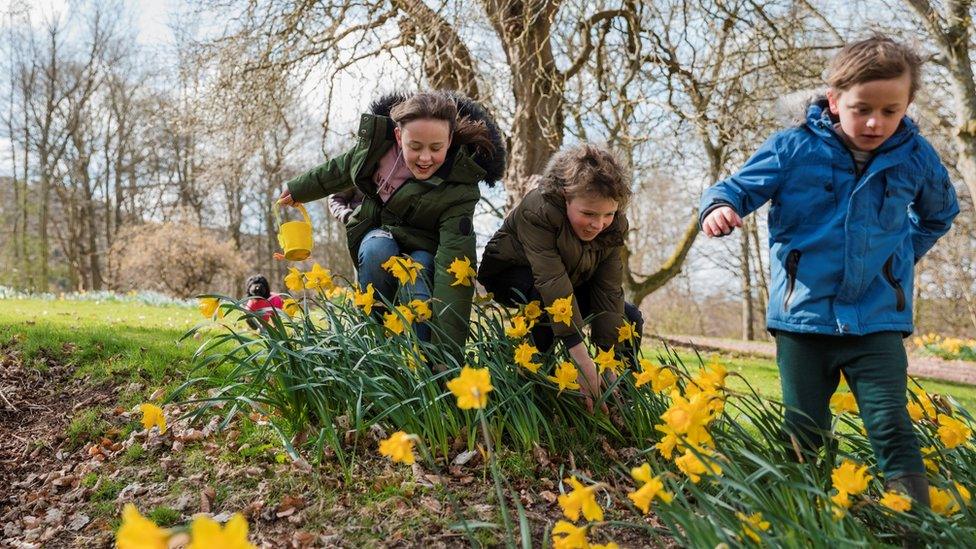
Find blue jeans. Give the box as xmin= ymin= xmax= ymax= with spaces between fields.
xmin=357 ymin=228 xmax=434 ymax=341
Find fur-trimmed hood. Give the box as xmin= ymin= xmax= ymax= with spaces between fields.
xmin=369 ymin=91 xmax=507 ymax=187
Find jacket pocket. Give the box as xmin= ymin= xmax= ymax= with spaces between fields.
xmin=783 ymin=249 xmax=802 ymax=312
xmin=879 ymin=173 xmax=916 ymax=231
xmin=882 ymin=254 xmax=906 ymax=312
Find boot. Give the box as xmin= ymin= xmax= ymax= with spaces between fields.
xmin=885 ymin=472 xmax=931 ymax=509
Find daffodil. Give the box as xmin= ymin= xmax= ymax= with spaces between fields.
xmin=593 ymin=347 xmax=622 ymax=376
xmin=446 ymin=366 xmax=493 ymax=409
xmin=404 ymin=345 xmax=426 ymax=371
xmin=116 ymin=504 xmax=169 ymax=549
xmin=446 ymin=256 xmax=476 ymax=287
xmin=514 ymin=341 xmax=542 ymax=373
xmin=281 ymin=298 xmax=300 ymax=316
xmin=505 ymin=315 xmax=532 ymax=339
xmin=635 ymin=359 xmax=676 ymax=392
xmin=930 ymin=486 xmax=958 ymax=515
xmin=879 ymin=491 xmax=912 ymax=512
xmin=674 ymin=448 xmax=722 ymax=483
xmin=558 ymin=476 xmax=603 ymax=521
xmin=831 ymin=460 xmax=872 ymax=497
xmin=523 ymin=300 xmax=542 ymax=321
xmin=830 ymin=392 xmax=859 ymax=415
xmin=546 ymin=295 xmax=574 ymax=326
xmin=187 ymin=513 xmax=255 ymax=549
xmin=547 ymin=361 xmax=581 ymax=393
xmin=284 ymin=267 xmax=304 ymax=292
xmin=737 ymin=511 xmax=770 ymax=544
xmin=378 ymin=431 xmax=416 ymax=464
xmin=617 ymin=322 xmax=636 ymax=343
xmin=381 ymin=255 xmax=424 ymax=285
xmin=198 ymin=297 xmax=222 ymax=319
xmin=921 ymin=445 xmax=940 ymax=472
xmin=408 ymin=299 xmax=432 ymax=322
xmin=688 ymin=361 xmax=727 ymax=394
xmin=304 ymin=263 xmax=334 ymax=290
xmin=627 ymin=463 xmax=673 ymax=513
xmin=383 ymin=311 xmax=406 ymax=335
xmin=139 ymin=403 xmax=166 ymax=434
xmin=907 ymin=387 xmax=936 ymax=422
xmin=954 ymin=482 xmax=971 ymax=507
xmin=591 ymin=543 xmax=619 ymax=549
xmin=937 ymin=414 xmax=972 ymax=448
xmin=551 ymin=521 xmax=588 ymax=549
xmin=353 ymin=283 xmax=376 ymax=315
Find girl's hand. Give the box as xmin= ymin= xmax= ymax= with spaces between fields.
xmin=703 ymin=206 xmax=742 ymax=237
xmin=278 ymin=189 xmax=297 ymax=206
xmin=568 ymin=342 xmax=609 ymax=415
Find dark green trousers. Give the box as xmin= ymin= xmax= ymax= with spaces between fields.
xmin=775 ymin=330 xmax=923 ymax=478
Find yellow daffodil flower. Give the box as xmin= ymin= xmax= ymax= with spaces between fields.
xmin=523 ymin=300 xmax=543 ymax=321
xmin=383 ymin=311 xmax=406 ymax=335
xmin=284 ymin=267 xmax=304 ymax=292
xmin=879 ymin=491 xmax=912 ymax=512
xmin=547 ymin=361 xmax=581 ymax=394
xmin=139 ymin=403 xmax=166 ymax=434
xmin=830 ymin=392 xmax=859 ymax=415
xmin=907 ymin=387 xmax=936 ymax=422
xmin=505 ymin=315 xmax=532 ymax=339
xmin=930 ymin=486 xmax=958 ymax=515
xmin=831 ymin=460 xmax=872 ymax=496
xmin=116 ymin=504 xmax=169 ymax=549
xmin=551 ymin=521 xmax=588 ymax=549
xmin=937 ymin=414 xmax=971 ymax=448
xmin=198 ymin=297 xmax=222 ymax=319
xmin=353 ymin=283 xmax=376 ymax=315
xmin=627 ymin=463 xmax=673 ymax=513
xmin=378 ymin=431 xmax=416 ymax=464
xmin=187 ymin=513 xmax=255 ymax=549
xmin=546 ymin=295 xmax=574 ymax=326
xmin=408 ymin=299 xmax=432 ymax=322
xmin=558 ymin=476 xmax=603 ymax=522
xmin=304 ymin=263 xmax=335 ymax=290
xmin=446 ymin=256 xmax=476 ymax=287
xmin=674 ymin=448 xmax=722 ymax=483
xmin=737 ymin=511 xmax=771 ymax=543
xmin=281 ymin=298 xmax=300 ymax=316
xmin=617 ymin=322 xmax=636 ymax=343
xmin=382 ymin=255 xmax=424 ymax=286
xmin=593 ymin=347 xmax=622 ymax=376
xmin=446 ymin=366 xmax=493 ymax=409
xmin=514 ymin=341 xmax=542 ymax=373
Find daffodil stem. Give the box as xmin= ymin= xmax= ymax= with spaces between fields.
xmin=479 ymin=410 xmax=515 ymax=548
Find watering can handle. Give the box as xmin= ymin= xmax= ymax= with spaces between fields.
xmin=272 ymin=202 xmax=311 ymax=228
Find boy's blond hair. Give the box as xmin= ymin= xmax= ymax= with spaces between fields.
xmin=827 ymin=35 xmax=923 ymax=99
xmin=538 ymin=143 xmax=631 ymax=208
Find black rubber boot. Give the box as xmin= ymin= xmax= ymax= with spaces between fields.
xmin=885 ymin=473 xmax=931 ymax=509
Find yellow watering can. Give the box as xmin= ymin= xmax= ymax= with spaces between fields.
xmin=274 ymin=202 xmax=313 ymax=261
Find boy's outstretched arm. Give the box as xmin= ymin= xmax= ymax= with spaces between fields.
xmin=910 ymin=167 xmax=960 ymax=262
xmin=699 ymin=136 xmax=784 ymax=237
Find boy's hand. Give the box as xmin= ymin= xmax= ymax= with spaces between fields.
xmin=703 ymin=206 xmax=742 ymax=237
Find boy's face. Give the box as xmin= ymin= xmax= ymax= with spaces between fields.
xmin=826 ymin=72 xmax=912 ymax=152
xmin=566 ymin=194 xmax=619 ymax=242
xmin=394 ymin=119 xmax=452 ymax=180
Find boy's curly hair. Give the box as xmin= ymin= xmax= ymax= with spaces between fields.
xmin=827 ymin=34 xmax=923 ymax=99
xmin=538 ymin=143 xmax=631 ymax=208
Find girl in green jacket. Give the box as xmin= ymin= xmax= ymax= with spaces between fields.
xmin=278 ymin=91 xmax=505 ymax=354
xmin=478 ymin=144 xmax=643 ymax=413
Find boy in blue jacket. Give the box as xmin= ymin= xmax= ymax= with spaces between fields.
xmin=700 ymin=35 xmax=959 ymax=508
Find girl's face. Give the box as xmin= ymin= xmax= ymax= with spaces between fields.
xmin=394 ymin=119 xmax=452 ymax=180
xmin=566 ymin=193 xmax=619 ymax=242
xmin=826 ymin=72 xmax=912 ymax=152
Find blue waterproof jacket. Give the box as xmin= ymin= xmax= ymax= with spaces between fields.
xmin=700 ymin=99 xmax=959 ymax=336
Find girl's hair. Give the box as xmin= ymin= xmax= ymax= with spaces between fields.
xmin=827 ymin=35 xmax=923 ymax=99
xmin=539 ymin=143 xmax=631 ymax=208
xmin=389 ymin=91 xmax=496 ymax=156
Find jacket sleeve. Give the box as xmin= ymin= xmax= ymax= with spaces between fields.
xmin=430 ymin=198 xmax=478 ymax=355
xmin=587 ymin=247 xmax=626 ymax=349
xmin=286 ymin=149 xmax=355 ymax=203
xmin=699 ymin=134 xmax=784 ymax=227
xmin=518 ymin=209 xmax=585 ymax=342
xmin=910 ymin=166 xmax=959 ymax=262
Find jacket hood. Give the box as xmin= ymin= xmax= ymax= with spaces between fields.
xmin=369 ymin=91 xmax=507 ymax=187
xmin=803 ymin=95 xmax=918 ymax=150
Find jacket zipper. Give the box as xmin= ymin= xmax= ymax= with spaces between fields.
xmin=783 ymin=249 xmax=801 ymax=312
xmin=882 ymin=255 xmax=906 ymax=312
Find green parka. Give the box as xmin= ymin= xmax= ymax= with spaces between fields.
xmin=285 ymin=93 xmax=506 ymax=352
xmin=478 ymin=187 xmax=629 ymax=349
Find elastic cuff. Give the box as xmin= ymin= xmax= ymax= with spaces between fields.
xmin=699 ymin=200 xmax=736 ymax=229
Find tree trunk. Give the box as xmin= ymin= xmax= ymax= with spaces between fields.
xmin=740 ymin=218 xmax=755 ymax=340
xmin=623 ymin=212 xmax=700 ymax=304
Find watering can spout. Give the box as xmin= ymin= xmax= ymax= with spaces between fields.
xmin=273 ymin=202 xmax=313 ymax=261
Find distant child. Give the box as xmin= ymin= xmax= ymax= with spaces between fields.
xmin=699 ymin=35 xmax=959 ymax=507
xmin=244 ymin=275 xmax=284 ymax=329
xmin=478 ymin=144 xmax=643 ymax=413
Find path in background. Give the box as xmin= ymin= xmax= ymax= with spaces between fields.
xmin=658 ymin=334 xmax=976 ymax=386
